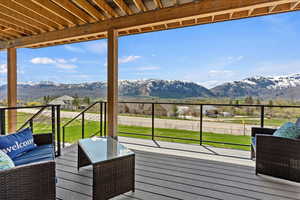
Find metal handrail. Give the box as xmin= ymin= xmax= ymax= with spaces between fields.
xmin=61 ymin=101 xmax=300 ymax=150
xmin=17 ymin=106 xmax=47 ymax=131
xmin=62 ymin=101 xmax=106 ymax=147
xmin=0 ymin=105 xmax=61 ymax=156
xmin=62 ymin=101 xmax=103 ymax=127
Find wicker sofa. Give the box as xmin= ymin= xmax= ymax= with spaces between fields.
xmin=0 ymin=133 xmax=56 ymax=200
xmin=251 ymin=127 xmax=300 ymax=183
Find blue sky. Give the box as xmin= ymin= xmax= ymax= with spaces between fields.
xmin=1 ymin=11 xmax=300 ymax=88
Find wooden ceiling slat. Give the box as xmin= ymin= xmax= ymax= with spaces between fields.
xmin=0 ymin=13 xmax=40 ymax=34
xmin=0 ymin=31 xmax=16 ymax=40
xmin=0 ymin=20 xmax=31 ymax=35
xmin=291 ymin=1 xmax=300 ymax=9
xmin=1 ymin=0 xmax=300 ymax=49
xmin=112 ymin=0 xmax=134 ymax=15
xmin=91 ymin=0 xmax=119 ymax=18
xmin=1 ymin=0 xmax=60 ymax=30
xmin=132 ymin=0 xmax=147 ymax=12
xmin=2 ymin=30 xmax=23 ymax=38
xmin=153 ymin=0 xmax=163 ymax=9
xmin=52 ymin=0 xmax=96 ymax=23
xmin=13 ymin=0 xmax=70 ymax=28
xmin=32 ymin=0 xmax=84 ymax=25
xmin=0 ymin=4 xmax=49 ymax=32
xmin=73 ymin=0 xmax=106 ymax=21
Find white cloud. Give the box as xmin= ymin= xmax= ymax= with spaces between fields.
xmin=30 ymin=57 xmax=56 ymax=64
xmin=64 ymin=45 xmax=84 ymax=53
xmin=209 ymin=70 xmax=234 ymax=75
xmin=56 ymin=63 xmax=77 ymax=69
xmin=0 ymin=64 xmax=7 ymax=74
xmin=119 ymin=56 xmax=141 ymax=64
xmin=30 ymin=57 xmax=79 ymax=71
xmin=85 ymin=41 xmax=107 ymax=54
xmin=211 ymin=56 xmax=244 ymax=68
xmin=56 ymin=58 xmax=67 ymax=64
xmin=254 ymin=60 xmax=300 ymax=76
xmin=70 ymin=58 xmax=78 ymax=62
xmin=136 ymin=66 xmax=160 ymax=71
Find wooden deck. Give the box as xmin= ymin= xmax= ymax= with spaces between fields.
xmin=56 ymin=137 xmax=300 ymax=200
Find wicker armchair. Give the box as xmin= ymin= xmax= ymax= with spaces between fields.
xmin=0 ymin=133 xmax=56 ymax=200
xmin=252 ymin=127 xmax=300 ymax=183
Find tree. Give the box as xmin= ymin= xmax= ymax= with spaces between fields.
xmin=43 ymin=95 xmax=51 ymax=104
xmin=256 ymin=99 xmax=261 ymax=105
xmin=72 ymin=97 xmax=80 ymax=109
xmin=245 ymin=96 xmax=254 ymax=104
xmin=235 ymin=100 xmax=239 ymax=105
xmin=268 ymin=100 xmax=274 ymax=118
xmin=83 ymin=96 xmax=90 ymax=105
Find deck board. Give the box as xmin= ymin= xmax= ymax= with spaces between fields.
xmin=56 ymin=138 xmax=300 ymax=200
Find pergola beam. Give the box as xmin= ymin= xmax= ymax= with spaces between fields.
xmin=7 ymin=48 xmax=17 ymax=133
xmin=0 ymin=0 xmax=299 ymax=49
xmin=107 ymin=29 xmax=118 ymax=138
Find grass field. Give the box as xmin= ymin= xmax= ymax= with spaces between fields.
xmin=7 ymin=112 xmax=251 ymax=151
xmin=62 ymin=119 xmax=250 ymax=151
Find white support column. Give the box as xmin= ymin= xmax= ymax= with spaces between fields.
xmin=7 ymin=48 xmax=17 ymax=133
xmin=107 ymin=29 xmax=118 ymax=139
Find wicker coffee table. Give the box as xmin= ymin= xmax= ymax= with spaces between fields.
xmin=78 ymin=137 xmax=135 ymax=200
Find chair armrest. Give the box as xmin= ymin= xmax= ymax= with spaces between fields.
xmin=0 ymin=160 xmax=56 ymax=200
xmin=33 ymin=133 xmax=53 ymax=146
xmin=251 ymin=127 xmax=276 ymax=137
xmin=256 ymin=134 xmax=300 ymax=182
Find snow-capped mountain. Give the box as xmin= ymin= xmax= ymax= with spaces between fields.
xmin=0 ymin=79 xmax=214 ymax=100
xmin=1 ymin=74 xmax=300 ymax=100
xmin=211 ymin=74 xmax=300 ymax=99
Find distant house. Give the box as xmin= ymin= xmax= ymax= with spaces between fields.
xmin=49 ymin=95 xmax=75 ymax=110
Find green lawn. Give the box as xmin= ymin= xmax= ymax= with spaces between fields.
xmin=8 ymin=112 xmax=251 ymax=151
xmin=63 ymin=120 xmax=250 ymax=151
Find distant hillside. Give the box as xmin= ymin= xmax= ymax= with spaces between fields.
xmin=2 ymin=74 xmax=300 ymax=101
xmin=0 ymin=79 xmax=214 ymax=100
xmin=211 ymin=74 xmax=300 ymax=99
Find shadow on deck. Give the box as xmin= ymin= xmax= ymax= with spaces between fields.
xmin=56 ymin=137 xmax=300 ymax=200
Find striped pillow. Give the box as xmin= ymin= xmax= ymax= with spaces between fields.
xmin=0 ymin=150 xmax=15 ymax=171
xmin=273 ymin=122 xmax=300 ymax=139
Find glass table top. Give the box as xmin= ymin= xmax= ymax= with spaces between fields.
xmin=78 ymin=137 xmax=134 ymax=164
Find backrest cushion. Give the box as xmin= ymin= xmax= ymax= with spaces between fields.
xmin=0 ymin=149 xmax=15 ymax=170
xmin=0 ymin=128 xmax=36 ymax=159
xmin=273 ymin=122 xmax=300 ymax=139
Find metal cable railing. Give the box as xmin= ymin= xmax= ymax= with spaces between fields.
xmin=0 ymin=105 xmax=61 ymax=156
xmin=61 ymin=101 xmax=300 ymax=150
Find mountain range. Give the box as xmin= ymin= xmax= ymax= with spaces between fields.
xmin=1 ymin=74 xmax=300 ymax=100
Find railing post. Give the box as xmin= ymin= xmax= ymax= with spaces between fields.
xmin=260 ymin=106 xmax=265 ymax=128
xmin=51 ymin=106 xmax=56 ymax=155
xmin=200 ymin=104 xmax=203 ymax=145
xmin=104 ymin=102 xmax=107 ymax=136
xmin=82 ymin=112 xmax=85 ymax=139
xmin=152 ymin=103 xmax=155 ymax=140
xmin=100 ymin=102 xmax=103 ymax=137
xmin=29 ymin=119 xmax=33 ymax=132
xmin=0 ymin=109 xmax=5 ymax=135
xmin=62 ymin=126 xmax=65 ymax=148
xmin=56 ymin=105 xmax=61 ymax=157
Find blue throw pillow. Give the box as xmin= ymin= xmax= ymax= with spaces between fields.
xmin=0 ymin=128 xmax=36 ymax=159
xmin=0 ymin=150 xmax=15 ymax=170
xmin=273 ymin=122 xmax=300 ymax=139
